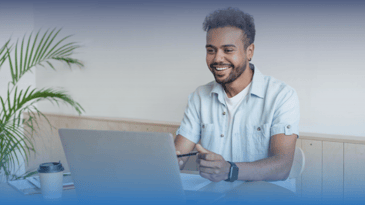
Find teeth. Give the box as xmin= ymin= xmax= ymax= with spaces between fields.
xmin=215 ymin=67 xmax=228 ymax=71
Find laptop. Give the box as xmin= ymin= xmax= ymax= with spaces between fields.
xmin=58 ymin=128 xmax=223 ymax=204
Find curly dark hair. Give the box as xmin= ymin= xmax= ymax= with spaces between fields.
xmin=203 ymin=7 xmax=255 ymax=49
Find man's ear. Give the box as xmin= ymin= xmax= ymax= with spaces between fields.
xmin=247 ymin=43 xmax=255 ymax=61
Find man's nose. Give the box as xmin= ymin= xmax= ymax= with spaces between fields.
xmin=214 ymin=50 xmax=225 ymax=63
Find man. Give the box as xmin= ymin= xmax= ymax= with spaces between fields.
xmin=175 ymin=7 xmax=300 ymax=183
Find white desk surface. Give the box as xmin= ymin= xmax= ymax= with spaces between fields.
xmin=0 ymin=171 xmax=296 ymax=204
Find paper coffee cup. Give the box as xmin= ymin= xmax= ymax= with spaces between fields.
xmin=38 ymin=161 xmax=65 ymax=199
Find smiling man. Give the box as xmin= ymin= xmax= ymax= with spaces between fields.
xmin=175 ymin=7 xmax=300 ymax=185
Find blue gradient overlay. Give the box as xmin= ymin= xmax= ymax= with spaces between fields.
xmin=1 ymin=189 xmax=365 ymax=205
xmin=1 ymin=0 xmax=365 ymax=204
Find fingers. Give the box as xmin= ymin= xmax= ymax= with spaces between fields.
xmin=176 ymin=151 xmax=184 ymax=170
xmin=198 ymin=162 xmax=230 ymax=182
xmin=199 ymin=166 xmax=220 ymax=175
xmin=196 ymin=144 xmax=224 ymax=161
xmin=195 ymin=145 xmax=229 ymax=182
xmin=179 ymin=159 xmax=183 ymax=167
xmin=196 ymin=144 xmax=209 ymax=154
xmin=197 ymin=153 xmax=223 ymax=161
xmin=198 ymin=159 xmax=223 ymax=168
xmin=197 ymin=154 xmax=231 ymax=183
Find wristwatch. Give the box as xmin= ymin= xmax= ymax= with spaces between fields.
xmin=225 ymin=161 xmax=239 ymax=182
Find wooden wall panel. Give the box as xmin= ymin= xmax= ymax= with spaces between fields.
xmin=322 ymin=141 xmax=343 ymax=201
xmin=344 ymin=143 xmax=365 ymax=202
xmin=296 ymin=139 xmax=302 ymax=197
xmin=301 ymin=139 xmax=322 ymax=200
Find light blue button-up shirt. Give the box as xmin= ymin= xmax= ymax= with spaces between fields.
xmin=176 ymin=64 xmax=300 ymax=163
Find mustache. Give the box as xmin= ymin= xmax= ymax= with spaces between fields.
xmin=210 ymin=63 xmax=232 ymax=68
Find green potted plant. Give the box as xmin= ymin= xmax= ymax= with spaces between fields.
xmin=0 ymin=28 xmax=85 ymax=182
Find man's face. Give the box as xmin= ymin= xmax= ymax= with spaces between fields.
xmin=206 ymin=26 xmax=249 ymax=85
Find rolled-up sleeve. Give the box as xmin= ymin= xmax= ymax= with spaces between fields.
xmin=270 ymin=87 xmax=300 ymax=138
xmin=176 ymin=91 xmax=201 ymax=143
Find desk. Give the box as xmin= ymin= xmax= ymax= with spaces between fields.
xmin=182 ymin=170 xmax=298 ymax=204
xmin=0 ymin=182 xmax=78 ymax=204
xmin=0 ymin=171 xmax=297 ymax=205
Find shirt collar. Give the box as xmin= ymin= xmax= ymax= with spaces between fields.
xmin=211 ymin=80 xmax=226 ymax=105
xmin=210 ymin=63 xmax=265 ymax=104
xmin=249 ymin=64 xmax=265 ymax=99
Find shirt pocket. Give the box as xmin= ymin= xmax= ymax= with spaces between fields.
xmin=252 ymin=123 xmax=271 ymax=154
xmin=200 ymin=123 xmax=214 ymax=149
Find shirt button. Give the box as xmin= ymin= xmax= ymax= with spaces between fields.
xmin=257 ymin=127 xmax=261 ymax=131
xmin=220 ymin=134 xmax=224 ymax=137
xmin=223 ymin=112 xmax=226 ymax=115
xmin=287 ymin=125 xmax=291 ymax=129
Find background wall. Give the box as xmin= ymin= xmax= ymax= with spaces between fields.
xmin=13 ymin=0 xmax=364 ymax=137
xmin=0 ymin=2 xmax=36 ymax=175
xmin=0 ymin=2 xmax=35 ymax=101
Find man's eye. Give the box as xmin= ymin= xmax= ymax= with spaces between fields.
xmin=225 ymin=49 xmax=233 ymax=53
xmin=207 ymin=49 xmax=215 ymax=53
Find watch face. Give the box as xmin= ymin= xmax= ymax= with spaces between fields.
xmin=225 ymin=162 xmax=239 ymax=182
xmin=232 ymin=166 xmax=239 ymax=180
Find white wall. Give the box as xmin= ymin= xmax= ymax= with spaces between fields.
xmin=0 ymin=2 xmax=36 ymax=98
xmin=0 ymin=2 xmax=35 ymax=176
xmin=32 ymin=1 xmax=365 ymax=137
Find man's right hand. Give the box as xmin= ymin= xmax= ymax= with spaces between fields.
xmin=176 ymin=151 xmax=184 ymax=170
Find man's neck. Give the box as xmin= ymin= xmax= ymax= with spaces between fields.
xmin=223 ymin=67 xmax=253 ymax=98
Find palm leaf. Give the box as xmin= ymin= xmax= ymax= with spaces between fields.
xmin=11 ymin=170 xmax=38 ymax=181
xmin=29 ymin=29 xmax=49 ymax=70
xmin=0 ymin=86 xmax=84 ymax=171
xmin=0 ymin=123 xmax=30 ymax=170
xmin=2 ymin=86 xmax=84 ymax=125
xmin=6 ymin=47 xmax=16 ymax=84
xmin=6 ymin=28 xmax=84 ymax=85
xmin=0 ymin=39 xmax=11 ymax=69
xmin=1 ymin=28 xmax=85 ymax=180
xmin=1 ymin=127 xmax=28 ymax=165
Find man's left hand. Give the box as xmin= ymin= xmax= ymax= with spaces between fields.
xmin=195 ymin=144 xmax=231 ymax=182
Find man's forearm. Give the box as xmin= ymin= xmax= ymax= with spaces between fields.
xmin=236 ymin=155 xmax=293 ymax=181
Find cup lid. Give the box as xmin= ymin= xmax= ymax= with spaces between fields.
xmin=38 ymin=161 xmax=65 ymax=173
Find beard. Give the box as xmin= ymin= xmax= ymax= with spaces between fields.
xmin=212 ymin=58 xmax=248 ymax=86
